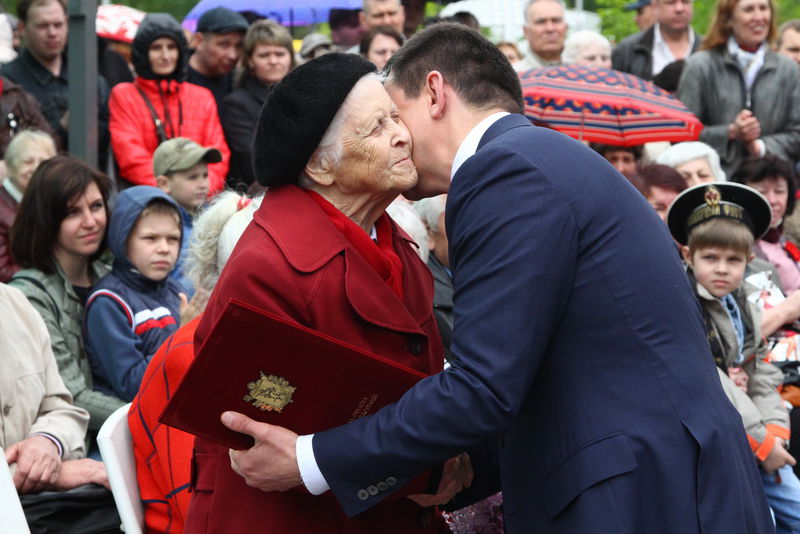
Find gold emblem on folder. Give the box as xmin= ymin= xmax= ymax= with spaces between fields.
xmin=243 ymin=372 xmax=296 ymax=412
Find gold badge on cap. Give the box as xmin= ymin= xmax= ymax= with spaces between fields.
xmin=243 ymin=372 xmax=296 ymax=412
xmin=704 ymin=185 xmax=721 ymax=207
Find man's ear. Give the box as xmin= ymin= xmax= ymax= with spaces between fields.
xmin=190 ymin=31 xmax=204 ymax=50
xmin=155 ymin=174 xmax=171 ymax=193
xmin=358 ymin=10 xmax=366 ymax=28
xmin=680 ymin=245 xmax=692 ymax=263
xmin=425 ymin=71 xmax=447 ymax=119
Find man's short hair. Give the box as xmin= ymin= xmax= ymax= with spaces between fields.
xmin=329 ymin=8 xmax=361 ymax=30
xmin=385 ymin=22 xmax=523 ymax=114
xmin=17 ymin=0 xmax=65 ymax=23
xmin=687 ymin=217 xmax=753 ymax=257
xmin=523 ymin=0 xmax=566 ymax=23
xmin=777 ymin=19 xmax=800 ymax=49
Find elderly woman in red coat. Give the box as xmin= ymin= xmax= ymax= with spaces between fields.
xmin=184 ymin=54 xmax=454 ymax=533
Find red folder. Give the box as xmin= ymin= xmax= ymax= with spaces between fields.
xmin=160 ymin=298 xmax=428 ymax=450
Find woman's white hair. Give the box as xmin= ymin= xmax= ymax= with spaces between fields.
xmin=656 ymin=141 xmax=726 ymax=181
xmin=562 ymin=30 xmax=611 ymax=65
xmin=4 ymin=129 xmax=56 ymax=174
xmin=387 ymin=199 xmax=429 ymax=263
xmin=300 ymin=73 xmax=382 ymax=187
xmin=184 ymin=192 xmax=263 ymax=292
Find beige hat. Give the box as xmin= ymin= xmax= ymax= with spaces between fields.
xmin=153 ymin=137 xmax=222 ymax=176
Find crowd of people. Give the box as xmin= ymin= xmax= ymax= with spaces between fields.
xmin=1 ymin=0 xmax=800 ymax=532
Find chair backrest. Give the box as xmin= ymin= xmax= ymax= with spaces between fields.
xmin=0 ymin=447 xmax=31 ymax=534
xmin=97 ymin=403 xmax=143 ymax=534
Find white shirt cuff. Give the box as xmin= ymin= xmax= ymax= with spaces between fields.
xmin=296 ymin=434 xmax=330 ymax=495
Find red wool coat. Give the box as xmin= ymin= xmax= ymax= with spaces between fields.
xmin=109 ymin=78 xmax=229 ymax=193
xmin=185 ymin=185 xmax=447 ymax=534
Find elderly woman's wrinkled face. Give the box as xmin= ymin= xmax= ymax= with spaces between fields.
xmin=576 ymin=42 xmax=611 ymax=68
xmin=748 ymin=175 xmax=788 ymax=228
xmin=676 ymin=157 xmax=714 ymax=187
xmin=9 ymin=140 xmax=56 ymax=193
xmin=334 ymin=78 xmax=417 ymax=196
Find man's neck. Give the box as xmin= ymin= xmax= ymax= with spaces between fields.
xmin=29 ymin=48 xmax=62 ymax=76
xmin=188 ymin=54 xmax=212 ymax=77
xmin=658 ymin=23 xmax=690 ymax=44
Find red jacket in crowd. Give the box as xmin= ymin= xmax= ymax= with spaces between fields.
xmin=109 ymin=77 xmax=229 ymax=193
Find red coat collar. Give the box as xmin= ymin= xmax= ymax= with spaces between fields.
xmin=255 ymin=185 xmax=433 ymax=334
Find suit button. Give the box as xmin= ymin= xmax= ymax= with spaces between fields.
xmin=377 ymin=481 xmax=388 ymax=491
xmin=409 ymin=338 xmax=422 ymax=355
xmin=417 ymin=509 xmax=433 ymax=527
xmin=367 ymin=485 xmax=379 ymax=496
xmin=386 ymin=476 xmax=397 ymax=486
xmin=357 ymin=489 xmax=369 ymax=500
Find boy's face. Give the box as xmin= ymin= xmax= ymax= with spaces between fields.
xmin=683 ymin=246 xmax=749 ymax=298
xmin=158 ymin=162 xmax=210 ymax=211
xmin=126 ymin=212 xmax=181 ymax=281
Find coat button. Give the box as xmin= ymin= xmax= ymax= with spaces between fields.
xmin=377 ymin=481 xmax=388 ymax=491
xmin=409 ymin=338 xmax=422 ymax=355
xmin=357 ymin=489 xmax=369 ymax=500
xmin=367 ymin=485 xmax=379 ymax=496
xmin=417 ymin=509 xmax=433 ymax=527
xmin=386 ymin=476 xmax=397 ymax=486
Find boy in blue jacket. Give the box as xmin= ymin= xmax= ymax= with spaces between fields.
xmin=85 ymin=186 xmax=183 ymax=401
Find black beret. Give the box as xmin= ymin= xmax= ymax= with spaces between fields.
xmin=667 ymin=182 xmax=771 ymax=245
xmin=252 ymin=53 xmax=378 ymax=187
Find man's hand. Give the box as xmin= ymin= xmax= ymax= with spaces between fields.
xmin=5 ymin=435 xmax=62 ymax=493
xmin=55 ymin=459 xmax=110 ymax=490
xmin=221 ymin=411 xmax=302 ymax=492
xmin=762 ymin=438 xmax=797 ymax=474
xmin=408 ymin=452 xmax=473 ymax=507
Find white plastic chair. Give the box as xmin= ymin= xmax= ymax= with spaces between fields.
xmin=97 ymin=403 xmax=143 ymax=534
xmin=0 ymin=446 xmax=31 ymax=534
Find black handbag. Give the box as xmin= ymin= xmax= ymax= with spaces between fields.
xmin=19 ymin=483 xmax=122 ymax=534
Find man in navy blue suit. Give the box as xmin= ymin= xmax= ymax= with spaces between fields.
xmin=220 ymin=24 xmax=774 ymax=533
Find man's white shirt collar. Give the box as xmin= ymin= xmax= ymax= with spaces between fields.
xmin=450 ymin=112 xmax=510 ymax=180
xmin=652 ymin=22 xmax=696 ymax=76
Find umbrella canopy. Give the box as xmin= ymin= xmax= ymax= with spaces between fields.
xmin=183 ymin=0 xmax=362 ymax=30
xmin=96 ymin=4 xmax=146 ymax=44
xmin=520 ymin=64 xmax=703 ymax=146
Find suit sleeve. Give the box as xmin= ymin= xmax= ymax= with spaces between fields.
xmin=312 ymin=149 xmax=579 ymax=517
xmin=85 ymin=295 xmax=150 ymax=402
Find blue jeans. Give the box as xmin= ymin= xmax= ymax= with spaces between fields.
xmin=762 ymin=464 xmax=800 ymax=534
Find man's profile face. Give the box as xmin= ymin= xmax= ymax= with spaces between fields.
xmin=385 ymin=82 xmax=450 ymax=199
xmin=522 ymin=0 xmax=567 ymax=60
xmin=195 ymin=31 xmax=244 ymax=77
xmin=654 ymin=0 xmax=693 ymax=34
xmin=778 ymin=28 xmax=800 ymax=66
xmin=361 ymin=0 xmax=405 ymax=33
xmin=23 ymin=0 xmax=67 ymax=63
xmin=635 ymin=4 xmax=657 ymax=30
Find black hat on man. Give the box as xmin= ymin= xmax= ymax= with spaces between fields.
xmin=667 ymin=182 xmax=772 ymax=245
xmin=196 ymin=7 xmax=249 ymax=34
xmin=252 ymin=53 xmax=377 ymax=187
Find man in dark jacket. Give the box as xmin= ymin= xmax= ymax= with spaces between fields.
xmin=0 ymin=0 xmax=110 ymax=167
xmin=612 ymin=0 xmax=700 ymax=80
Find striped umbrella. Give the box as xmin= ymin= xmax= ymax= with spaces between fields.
xmin=520 ymin=64 xmax=703 ymax=146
